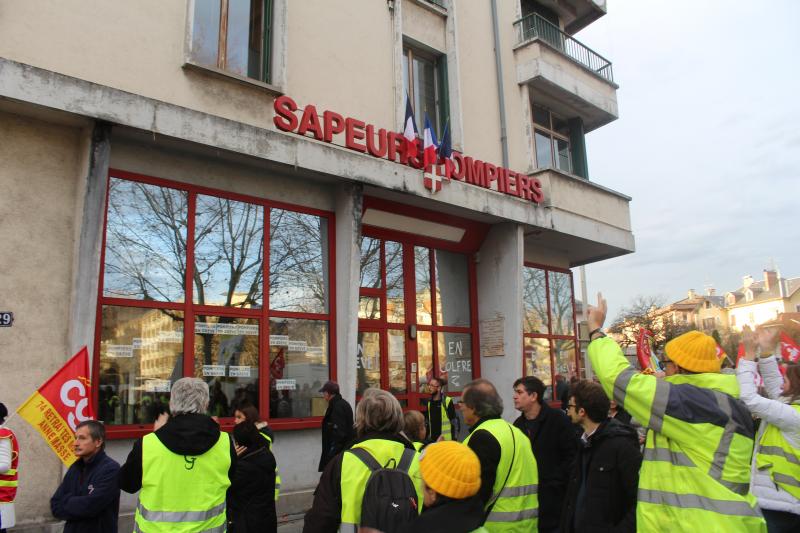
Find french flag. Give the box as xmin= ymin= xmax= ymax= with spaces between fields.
xmin=423 ymin=113 xmax=438 ymax=169
xmin=403 ymin=93 xmax=418 ymax=159
xmin=438 ymin=122 xmax=452 ymax=164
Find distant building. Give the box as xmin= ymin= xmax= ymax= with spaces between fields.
xmin=724 ymin=270 xmax=800 ymax=331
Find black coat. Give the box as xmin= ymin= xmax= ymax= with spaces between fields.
xmin=513 ymin=404 xmax=578 ymax=531
xmin=318 ymin=394 xmax=354 ymax=472
xmin=560 ymin=418 xmax=642 ymax=533
xmin=398 ymin=495 xmax=486 ymax=533
xmin=50 ymin=451 xmax=121 ymax=533
xmin=228 ymin=446 xmax=277 ymax=533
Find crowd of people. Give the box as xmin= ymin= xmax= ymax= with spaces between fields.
xmin=1 ymin=294 xmax=799 ymax=532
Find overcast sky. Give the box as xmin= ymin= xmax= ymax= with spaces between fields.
xmin=573 ymin=0 xmax=800 ymax=322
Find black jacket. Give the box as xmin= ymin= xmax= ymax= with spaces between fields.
xmin=50 ymin=451 xmax=121 ymax=533
xmin=560 ymin=418 xmax=642 ymax=533
xmin=421 ymin=395 xmax=459 ymax=441
xmin=304 ymin=432 xmax=415 ymax=533
xmin=119 ymin=413 xmax=236 ymax=493
xmin=318 ymin=394 xmax=354 ymax=472
xmin=228 ymin=445 xmax=277 ymax=533
xmin=513 ymin=403 xmax=578 ymax=531
xmin=398 ymin=495 xmax=486 ymax=533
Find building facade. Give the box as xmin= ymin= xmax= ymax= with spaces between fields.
xmin=0 ymin=0 xmax=632 ymax=526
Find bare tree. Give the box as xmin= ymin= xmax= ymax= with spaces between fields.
xmin=609 ymin=295 xmax=691 ymax=352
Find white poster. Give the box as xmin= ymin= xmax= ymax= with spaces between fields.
xmin=158 ymin=330 xmax=183 ymax=343
xmin=480 ymin=315 xmax=505 ymax=357
xmin=145 ymin=379 xmax=171 ymax=392
xmin=276 ymin=378 xmax=297 ymax=391
xmin=106 ymin=344 xmax=134 ymax=358
xmin=202 ymin=365 xmax=226 ymax=377
xmin=288 ymin=340 xmax=308 ymax=352
xmin=228 ymin=365 xmax=251 ymax=378
xmin=270 ymin=335 xmax=289 ymax=346
xmin=195 ymin=322 xmax=258 ymax=336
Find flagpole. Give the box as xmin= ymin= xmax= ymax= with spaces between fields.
xmin=1 ymin=411 xmax=19 ymax=427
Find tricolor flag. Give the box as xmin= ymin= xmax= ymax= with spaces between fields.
xmin=780 ymin=332 xmax=800 ymax=363
xmin=17 ymin=347 xmax=94 ymax=465
xmin=403 ymin=93 xmax=418 ymax=159
xmin=423 ymin=113 xmax=438 ymax=169
xmin=438 ymin=122 xmax=452 ymax=164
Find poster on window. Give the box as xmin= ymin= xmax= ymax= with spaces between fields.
xmin=144 ymin=379 xmax=171 ymax=392
xmin=202 ymin=365 xmax=226 ymax=377
xmin=228 ymin=365 xmax=251 ymax=378
xmin=276 ymin=378 xmax=297 ymax=391
xmin=270 ymin=335 xmax=289 ymax=346
xmin=106 ymin=344 xmax=134 ymax=358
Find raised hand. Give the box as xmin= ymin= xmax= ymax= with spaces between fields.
xmin=741 ymin=325 xmax=758 ymax=361
xmin=587 ymin=292 xmax=608 ymax=333
xmin=756 ymin=326 xmax=780 ymax=355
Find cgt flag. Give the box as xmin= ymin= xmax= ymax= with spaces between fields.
xmin=17 ymin=347 xmax=94 ymax=466
xmin=780 ymin=332 xmax=800 ymax=363
xmin=636 ymin=328 xmax=658 ymax=372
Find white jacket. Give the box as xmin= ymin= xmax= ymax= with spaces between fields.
xmin=0 ymin=424 xmax=15 ymax=528
xmin=736 ymin=356 xmax=800 ymax=514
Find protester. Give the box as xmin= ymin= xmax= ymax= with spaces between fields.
xmin=119 ymin=377 xmax=236 ymax=532
xmin=554 ymin=374 xmax=569 ymax=411
xmin=403 ymin=410 xmax=427 ymax=450
xmin=561 ymin=381 xmax=641 ymax=532
xmin=228 ymin=421 xmax=277 ymax=533
xmin=399 ymin=441 xmax=486 ymax=533
xmin=462 ymin=378 xmax=538 ymax=532
xmin=234 ymin=402 xmax=280 ymax=501
xmin=512 ymin=376 xmax=577 ymax=533
xmin=0 ymin=403 xmax=18 ymax=532
xmin=304 ymin=388 xmax=422 ymax=533
xmin=318 ymin=380 xmax=354 ymax=472
xmin=50 ymin=420 xmax=120 ymax=533
xmin=738 ymin=325 xmax=800 ymax=532
xmin=586 ymin=293 xmax=766 ymax=532
xmin=608 ymin=398 xmax=632 ymax=426
xmin=422 ymin=376 xmax=459 ymax=441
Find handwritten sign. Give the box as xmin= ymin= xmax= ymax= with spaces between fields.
xmin=480 ymin=316 xmax=505 ymax=357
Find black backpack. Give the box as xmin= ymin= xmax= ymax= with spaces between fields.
xmin=347 ymin=446 xmax=419 ymax=533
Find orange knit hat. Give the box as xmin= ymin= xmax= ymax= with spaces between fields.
xmin=419 ymin=441 xmax=481 ymax=499
xmin=664 ymin=331 xmax=721 ymax=373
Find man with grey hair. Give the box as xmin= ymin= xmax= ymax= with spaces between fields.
xmin=120 ymin=378 xmax=236 ymax=532
xmin=304 ymin=388 xmax=423 ymax=533
xmin=461 ymin=378 xmax=539 ymax=532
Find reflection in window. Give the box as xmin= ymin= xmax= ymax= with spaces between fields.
xmin=437 ymin=332 xmax=471 ymax=392
xmin=358 ymin=296 xmax=381 ymax=320
xmin=194 ymin=195 xmax=263 ymax=308
xmin=270 ymin=209 xmax=329 ymax=313
xmin=523 ymin=267 xmax=548 ymax=333
xmin=359 ymin=237 xmax=381 ymax=289
xmin=549 ymin=271 xmax=575 ymax=335
xmin=193 ymin=316 xmax=259 ymax=417
xmin=524 ymin=337 xmax=551 ymax=386
xmin=415 ymin=247 xmax=432 ymax=325
xmin=532 ymin=105 xmax=572 ymax=172
xmin=418 ymin=330 xmax=434 ymax=394
xmin=388 ymin=330 xmax=407 ymax=394
xmin=553 ymin=339 xmax=576 ymax=378
xmin=269 ymin=318 xmax=328 ymax=418
xmin=357 ymin=332 xmax=381 ymax=395
xmin=98 ymin=306 xmax=184 ymax=425
xmin=435 ymin=250 xmax=470 ymax=327
xmin=104 ymin=178 xmax=188 ymax=302
xmin=385 ymin=241 xmax=405 ymax=323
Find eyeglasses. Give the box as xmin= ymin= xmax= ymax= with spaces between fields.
xmin=567 ymin=403 xmax=577 ymax=410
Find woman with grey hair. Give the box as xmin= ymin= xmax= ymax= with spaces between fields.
xmin=304 ymin=388 xmax=423 ymax=533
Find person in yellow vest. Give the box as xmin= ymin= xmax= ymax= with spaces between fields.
xmin=403 ymin=410 xmax=427 ymax=451
xmin=586 ymin=293 xmax=766 ymax=532
xmin=119 ymin=377 xmax=236 ymax=533
xmin=399 ymin=441 xmax=487 ymax=533
xmin=738 ymin=325 xmax=800 ymax=532
xmin=0 ymin=403 xmax=18 ymax=532
xmin=460 ymin=379 xmax=539 ymax=532
xmin=303 ymin=388 xmax=423 ymax=533
xmin=422 ymin=376 xmax=459 ymax=441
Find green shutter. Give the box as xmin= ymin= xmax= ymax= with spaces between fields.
xmin=262 ymin=0 xmax=273 ymax=83
xmin=436 ymin=54 xmax=450 ymax=136
xmin=568 ymin=117 xmax=588 ymax=179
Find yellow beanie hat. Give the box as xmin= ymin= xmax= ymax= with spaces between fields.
xmin=419 ymin=441 xmax=481 ymax=499
xmin=664 ymin=331 xmax=721 ymax=373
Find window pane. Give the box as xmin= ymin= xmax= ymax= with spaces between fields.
xmin=385 ymin=241 xmax=405 ymax=323
xmin=388 ymin=329 xmax=407 ymax=394
xmin=555 ymin=138 xmax=571 ymax=173
xmin=553 ymin=338 xmax=577 ymax=380
xmin=435 ymin=250 xmax=470 ymax=327
xmin=534 ymin=131 xmax=553 ymax=169
xmin=104 ymin=178 xmax=188 ymax=302
xmin=192 ymin=0 xmax=221 ymax=67
xmin=415 ymin=247 xmax=432 ymax=325
xmin=417 ymin=330 xmax=434 ymax=394
xmin=194 ymin=195 xmax=263 ymax=308
xmin=523 ymin=267 xmax=549 ymax=333
xmin=359 ymin=236 xmax=381 ymax=289
xmin=98 ymin=306 xmax=184 ymax=425
xmin=269 ymin=318 xmax=328 ymax=418
xmin=437 ymin=332 xmax=472 ymax=392
xmin=413 ymin=54 xmax=437 ymax=136
xmin=270 ymin=209 xmax=329 ymax=314
xmin=358 ymin=296 xmax=381 ymax=320
xmin=402 ymin=53 xmax=410 ymax=110
xmin=194 ymin=316 xmax=259 ymax=417
xmin=524 ymin=337 xmax=551 ymax=386
xmin=533 ymin=105 xmax=550 ymax=128
xmin=549 ymin=271 xmax=575 ymax=335
xmin=552 ymin=115 xmax=570 ymax=136
xmin=357 ymin=331 xmax=381 ymax=395
xmin=226 ymin=0 xmax=262 ymax=78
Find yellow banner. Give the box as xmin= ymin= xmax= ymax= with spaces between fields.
xmin=17 ymin=392 xmax=76 ymax=466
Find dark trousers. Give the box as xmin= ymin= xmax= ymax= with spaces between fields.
xmin=763 ymin=508 xmax=800 ymax=533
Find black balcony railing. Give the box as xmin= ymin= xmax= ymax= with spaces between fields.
xmin=514 ymin=13 xmax=614 ymax=83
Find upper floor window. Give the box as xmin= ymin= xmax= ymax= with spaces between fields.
xmin=402 ymin=45 xmax=449 ymax=135
xmin=191 ymin=0 xmax=273 ymax=83
xmin=745 ymin=290 xmax=754 ymax=302
xmin=533 ymin=105 xmax=571 ymax=173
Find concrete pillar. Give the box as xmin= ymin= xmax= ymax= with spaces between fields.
xmin=476 ymin=222 xmax=524 ymax=422
xmin=334 ymin=183 xmax=363 ymax=406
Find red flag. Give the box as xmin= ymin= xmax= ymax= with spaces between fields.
xmin=780 ymin=332 xmax=800 ymax=363
xmin=716 ymin=344 xmax=728 ymax=360
xmin=736 ymin=342 xmax=745 ymax=366
xmin=270 ymin=347 xmax=286 ymax=380
xmin=16 ymin=347 xmax=94 ymax=465
xmin=636 ymin=328 xmax=656 ymax=371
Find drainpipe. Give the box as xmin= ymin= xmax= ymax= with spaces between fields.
xmin=490 ymin=0 xmax=509 ymax=168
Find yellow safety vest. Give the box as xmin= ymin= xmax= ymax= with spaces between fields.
xmin=339 ymin=438 xmax=423 ymax=533
xmin=756 ymin=404 xmax=800 ymax=499
xmin=426 ymin=396 xmax=454 ymax=441
xmin=135 ymin=431 xmax=231 ymax=533
xmin=588 ymin=336 xmax=766 ymax=532
xmin=260 ymin=430 xmax=281 ymax=502
xmin=464 ymin=419 xmax=539 ymax=533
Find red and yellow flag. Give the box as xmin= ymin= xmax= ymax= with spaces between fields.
xmin=16 ymin=347 xmax=94 ymax=466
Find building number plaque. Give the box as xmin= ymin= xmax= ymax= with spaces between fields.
xmin=0 ymin=312 xmax=13 ymax=327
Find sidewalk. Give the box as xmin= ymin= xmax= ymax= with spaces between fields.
xmin=278 ymin=513 xmax=305 ymax=532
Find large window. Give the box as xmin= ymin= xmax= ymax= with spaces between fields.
xmin=532 ymin=104 xmax=571 ymax=173
xmin=402 ymin=45 xmax=449 ymax=136
xmin=191 ymin=0 xmax=273 ymax=83
xmin=522 ymin=264 xmax=578 ymax=395
xmin=97 ymin=171 xmax=334 ymax=433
